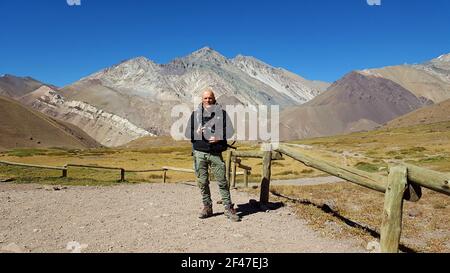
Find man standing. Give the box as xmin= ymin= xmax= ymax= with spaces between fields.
xmin=185 ymin=88 xmax=241 ymax=222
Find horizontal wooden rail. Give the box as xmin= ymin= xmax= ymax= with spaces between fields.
xmin=232 ymin=151 xmax=283 ymax=160
xmin=237 ymin=164 xmax=252 ymax=171
xmin=162 ymin=166 xmax=195 ymax=173
xmin=0 ymin=160 xmax=65 ymax=171
xmin=125 ymin=168 xmax=165 ymax=173
xmin=162 ymin=166 xmax=245 ymax=175
xmin=66 ymin=164 xmax=122 ymax=171
xmin=403 ymin=163 xmax=450 ymax=196
xmin=276 ymin=144 xmax=387 ymax=193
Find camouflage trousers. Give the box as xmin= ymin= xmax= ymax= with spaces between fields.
xmin=193 ymin=150 xmax=231 ymax=207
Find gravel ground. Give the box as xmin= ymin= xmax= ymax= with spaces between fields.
xmin=0 ymin=182 xmax=367 ymax=253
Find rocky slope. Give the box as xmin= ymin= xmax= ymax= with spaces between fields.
xmin=19 ymin=86 xmax=153 ymax=147
xmin=384 ymin=98 xmax=450 ymax=129
xmin=280 ymin=72 xmax=432 ymax=140
xmin=360 ymin=53 xmax=450 ymax=103
xmin=0 ymin=95 xmax=100 ymax=150
xmin=0 ymin=74 xmax=47 ymax=98
xmin=232 ymin=55 xmax=328 ymax=103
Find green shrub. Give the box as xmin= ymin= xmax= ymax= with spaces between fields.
xmin=354 ymin=162 xmax=380 ymax=173
xmin=7 ymin=149 xmax=47 ymax=157
xmin=419 ymin=156 xmax=447 ymax=163
xmin=400 ymin=147 xmax=427 ymax=155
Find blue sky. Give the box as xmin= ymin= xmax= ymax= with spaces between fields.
xmin=1 ymin=0 xmax=449 ymax=87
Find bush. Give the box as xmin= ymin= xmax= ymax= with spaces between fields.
xmin=7 ymin=149 xmax=47 ymax=157
xmin=354 ymin=162 xmax=380 ymax=173
xmin=400 ymin=147 xmax=427 ymax=155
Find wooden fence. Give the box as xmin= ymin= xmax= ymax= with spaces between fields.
xmin=0 ymin=160 xmax=247 ymax=184
xmin=236 ymin=143 xmax=449 ymax=253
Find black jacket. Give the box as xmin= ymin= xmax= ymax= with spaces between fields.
xmin=185 ymin=104 xmax=234 ymax=154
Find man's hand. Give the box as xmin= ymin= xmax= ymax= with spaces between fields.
xmin=208 ymin=136 xmax=220 ymax=144
xmin=197 ymin=127 xmax=205 ymax=135
xmin=197 ymin=126 xmax=220 ymax=143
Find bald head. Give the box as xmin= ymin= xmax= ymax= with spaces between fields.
xmin=202 ymin=89 xmax=216 ymax=109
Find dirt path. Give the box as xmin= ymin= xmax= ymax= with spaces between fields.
xmin=0 ymin=182 xmax=367 ymax=253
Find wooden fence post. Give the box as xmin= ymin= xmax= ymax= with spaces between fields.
xmin=244 ymin=169 xmax=249 ymax=188
xmin=232 ymin=160 xmax=237 ymax=189
xmin=380 ymin=165 xmax=408 ymax=253
xmin=260 ymin=144 xmax=272 ymax=204
xmin=226 ymin=151 xmax=232 ymax=188
xmin=120 ymin=168 xmax=125 ymax=182
xmin=163 ymin=169 xmax=167 ymax=183
xmin=230 ymin=158 xmax=237 ymax=189
xmin=231 ymin=157 xmax=241 ymax=189
xmin=62 ymin=165 xmax=68 ymax=178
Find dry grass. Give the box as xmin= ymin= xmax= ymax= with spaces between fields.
xmin=1 ymin=122 xmax=449 ymax=252
xmin=0 ymin=143 xmax=328 ymax=185
xmin=258 ymin=184 xmax=449 ymax=253
xmin=294 ymin=120 xmax=450 ymax=173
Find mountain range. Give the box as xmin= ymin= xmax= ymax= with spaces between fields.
xmin=1 ymin=49 xmax=450 ymax=147
xmin=279 ymin=53 xmax=450 ymax=140
xmin=4 ymin=47 xmax=329 ymax=146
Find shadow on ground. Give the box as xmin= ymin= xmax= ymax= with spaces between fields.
xmin=271 ymin=191 xmax=417 ymax=253
xmin=236 ymin=199 xmax=284 ymax=218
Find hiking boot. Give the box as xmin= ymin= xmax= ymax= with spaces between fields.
xmin=224 ymin=204 xmax=241 ymax=222
xmin=199 ymin=205 xmax=213 ymax=219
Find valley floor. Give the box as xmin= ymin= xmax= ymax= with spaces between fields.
xmin=0 ymin=182 xmax=366 ymax=253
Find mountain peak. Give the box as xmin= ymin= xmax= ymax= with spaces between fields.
xmin=433 ymin=53 xmax=450 ymax=62
xmin=196 ymin=46 xmax=214 ymax=52
xmin=1 ymin=74 xmax=30 ymax=80
xmin=111 ymin=56 xmax=159 ymax=71
xmin=0 ymin=74 xmax=43 ymax=87
xmin=82 ymin=56 xmax=160 ymax=82
xmin=121 ymin=56 xmax=156 ymax=66
xmin=192 ymin=46 xmax=219 ymax=55
xmin=339 ymin=71 xmax=367 ymax=81
xmin=183 ymin=46 xmax=228 ymax=64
